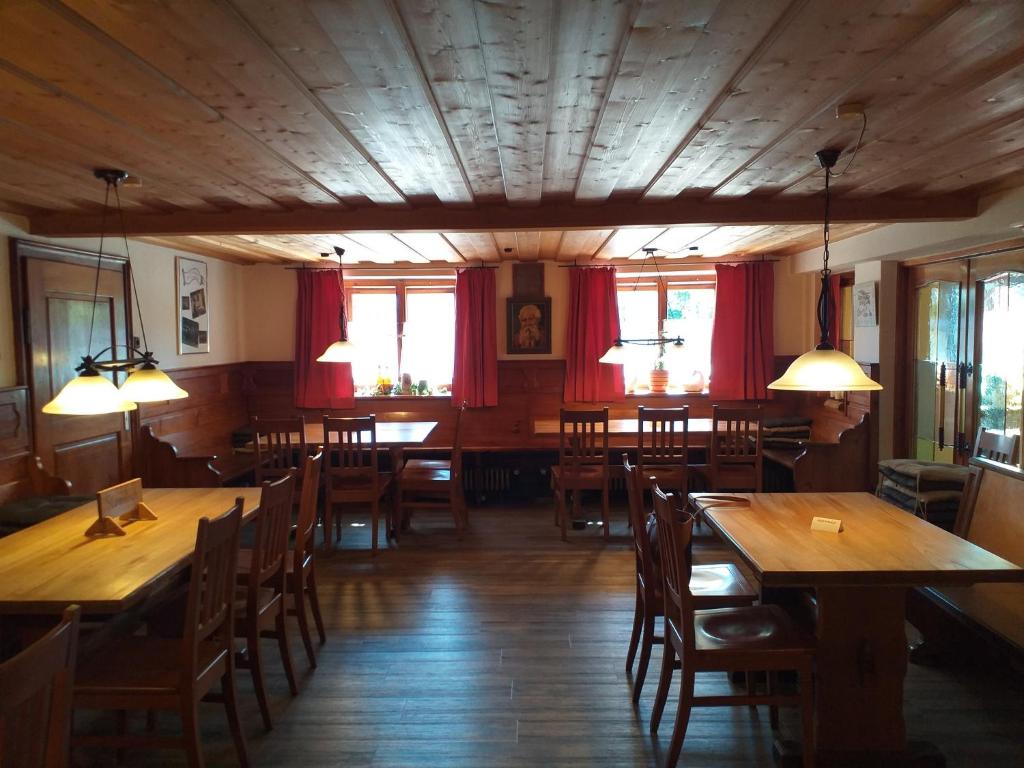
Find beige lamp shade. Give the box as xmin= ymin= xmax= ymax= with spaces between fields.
xmin=120 ymin=365 xmax=188 ymax=402
xmin=599 ymin=341 xmax=627 ymax=365
xmin=768 ymin=347 xmax=882 ymax=392
xmin=42 ymin=372 xmax=138 ymax=415
xmin=317 ymin=339 xmax=357 ymax=363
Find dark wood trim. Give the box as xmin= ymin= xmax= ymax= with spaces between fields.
xmin=28 ymin=195 xmax=980 ymax=238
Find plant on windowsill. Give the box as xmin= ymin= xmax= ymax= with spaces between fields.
xmin=648 ymin=343 xmax=670 ymax=394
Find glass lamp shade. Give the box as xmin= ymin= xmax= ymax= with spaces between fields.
xmin=768 ymin=347 xmax=882 ymax=392
xmin=599 ymin=341 xmax=628 ymax=365
xmin=42 ymin=371 xmax=138 ymax=415
xmin=120 ymin=365 xmax=188 ymax=402
xmin=317 ymin=339 xmax=357 ymax=363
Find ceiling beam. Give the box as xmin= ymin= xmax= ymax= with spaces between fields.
xmin=28 ymin=195 xmax=979 ymax=238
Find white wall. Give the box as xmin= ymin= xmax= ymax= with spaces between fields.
xmin=0 ymin=212 xmax=247 ymax=387
xmin=243 ymin=264 xmax=296 ymax=361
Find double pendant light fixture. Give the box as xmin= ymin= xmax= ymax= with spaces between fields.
xmin=599 ymin=247 xmax=686 ymax=366
xmin=42 ymin=169 xmax=188 ymax=416
xmin=768 ymin=150 xmax=882 ymax=392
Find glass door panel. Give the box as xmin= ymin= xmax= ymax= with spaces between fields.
xmin=977 ymin=272 xmax=1024 ymax=444
xmin=913 ymin=281 xmax=961 ymax=462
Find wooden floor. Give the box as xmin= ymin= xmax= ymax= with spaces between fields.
xmin=75 ymin=501 xmax=1024 ymax=768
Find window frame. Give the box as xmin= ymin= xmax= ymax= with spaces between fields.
xmin=345 ymin=279 xmax=456 ymax=398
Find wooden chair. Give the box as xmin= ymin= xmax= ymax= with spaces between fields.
xmin=708 ymin=404 xmax=764 ymax=492
xmin=73 ymin=504 xmax=249 ymax=768
xmin=649 ymin=482 xmax=815 ymax=768
xmin=252 ymin=416 xmax=307 ymax=486
xmin=322 ymin=415 xmax=392 ymax=554
xmin=622 ymin=456 xmax=757 ymax=705
xmin=0 ymin=606 xmax=79 ymax=768
xmin=241 ymin=451 xmax=327 ymax=669
xmin=394 ymin=405 xmax=467 ymax=538
xmin=974 ymin=428 xmax=1020 ymax=465
xmin=234 ymin=474 xmax=299 ymax=731
xmin=551 ymin=408 xmax=610 ymax=541
xmin=637 ymin=406 xmax=691 ymax=495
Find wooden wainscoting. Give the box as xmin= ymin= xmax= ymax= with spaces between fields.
xmin=0 ymin=386 xmax=32 ymax=504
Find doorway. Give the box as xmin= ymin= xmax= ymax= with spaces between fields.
xmin=11 ymin=239 xmax=133 ymax=493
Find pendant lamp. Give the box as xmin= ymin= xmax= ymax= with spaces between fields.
xmin=41 ymin=170 xmax=188 ymax=415
xmin=768 ymin=150 xmax=882 ymax=393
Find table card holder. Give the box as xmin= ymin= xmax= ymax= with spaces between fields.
xmin=85 ymin=478 xmax=157 ymax=537
xmin=810 ymin=516 xmax=844 ymax=533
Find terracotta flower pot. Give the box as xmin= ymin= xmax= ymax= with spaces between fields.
xmin=649 ymin=369 xmax=669 ymax=394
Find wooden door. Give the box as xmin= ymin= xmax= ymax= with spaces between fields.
xmin=14 ymin=241 xmax=132 ymax=494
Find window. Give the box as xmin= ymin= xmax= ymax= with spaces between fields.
xmin=347 ymin=281 xmax=455 ymax=397
xmin=615 ymin=277 xmax=716 ymax=394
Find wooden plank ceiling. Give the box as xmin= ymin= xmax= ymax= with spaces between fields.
xmin=0 ymin=0 xmax=1021 ymax=266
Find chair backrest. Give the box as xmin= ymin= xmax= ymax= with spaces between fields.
xmin=252 ymin=416 xmax=307 ymax=483
xmin=0 ymin=605 xmax=79 ymax=768
xmin=710 ymin=405 xmax=763 ymax=461
xmin=638 ymin=405 xmax=690 ymax=489
xmin=651 ymin=481 xmax=695 ymax=653
xmin=323 ymin=415 xmax=379 ymax=479
xmin=451 ymin=402 xmax=467 ymax=477
xmin=559 ymin=407 xmax=609 ymax=472
xmin=183 ymin=502 xmax=242 ymax=681
xmin=247 ymin=475 xmax=295 ymax=594
xmin=973 ymin=428 xmax=1020 ymax=465
xmin=295 ymin=451 xmax=323 ymax=564
xmin=952 ymin=462 xmax=984 ymax=539
xmin=623 ymin=455 xmax=657 ymax=591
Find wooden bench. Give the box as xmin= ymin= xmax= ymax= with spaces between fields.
xmin=0 ymin=457 xmax=88 ymax=536
xmin=137 ymin=426 xmax=254 ymax=488
xmin=910 ymin=456 xmax=1024 ymax=662
xmin=763 ymin=405 xmax=871 ymax=492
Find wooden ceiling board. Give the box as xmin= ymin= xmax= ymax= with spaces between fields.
xmin=0 ymin=3 xmax=350 ymax=208
xmin=394 ymin=232 xmax=465 ymax=263
xmin=346 ymin=233 xmax=430 ymax=263
xmin=594 ymin=226 xmax=666 ymax=260
xmin=712 ymin=2 xmax=1024 ymax=199
xmin=59 ymin=0 xmax=409 ymax=206
xmin=472 ymin=0 xmax=556 ymax=204
xmin=643 ymin=0 xmax=963 ymax=200
xmin=441 ymin=232 xmax=501 ymax=262
xmin=574 ymin=0 xmax=793 ymax=202
xmin=556 ymin=229 xmax=615 ymax=262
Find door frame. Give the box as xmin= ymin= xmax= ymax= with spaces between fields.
xmin=8 ymin=238 xmax=134 ymax=443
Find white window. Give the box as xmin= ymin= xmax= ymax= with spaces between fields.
xmin=616 ymin=288 xmax=660 ymax=393
xmin=401 ymin=290 xmax=455 ymax=392
xmin=664 ymin=286 xmax=715 ymax=386
xmin=348 ymin=290 xmax=399 ymax=394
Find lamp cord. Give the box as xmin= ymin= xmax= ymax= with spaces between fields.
xmin=114 ymin=184 xmax=149 ymax=355
xmin=85 ymin=182 xmax=112 ymax=360
xmin=816 ymin=166 xmax=833 ymax=348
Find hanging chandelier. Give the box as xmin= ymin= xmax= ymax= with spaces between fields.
xmin=42 ymin=169 xmax=188 ymax=416
xmin=768 ymin=150 xmax=881 ymax=392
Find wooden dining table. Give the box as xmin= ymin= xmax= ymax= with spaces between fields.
xmin=689 ymin=491 xmax=1024 ymax=767
xmin=533 ymin=417 xmax=716 ymax=439
xmin=0 ymin=487 xmax=262 ymax=616
xmin=301 ymin=420 xmax=437 ymax=448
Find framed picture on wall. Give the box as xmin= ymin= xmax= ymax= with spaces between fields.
xmin=506 ymin=297 xmax=552 ymax=355
xmin=176 ymin=256 xmax=209 ymax=354
xmin=853 ymin=281 xmax=878 ymax=327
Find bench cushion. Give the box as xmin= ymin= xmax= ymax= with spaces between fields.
xmin=877 ymin=459 xmax=968 ymax=491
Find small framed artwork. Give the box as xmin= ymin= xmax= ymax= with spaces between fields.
xmin=176 ymin=256 xmax=210 ymax=353
xmin=507 ymin=297 xmax=552 ymax=355
xmin=853 ymin=281 xmax=878 ymax=327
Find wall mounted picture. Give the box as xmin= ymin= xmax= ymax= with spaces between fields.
xmin=506 ymin=297 xmax=552 ymax=355
xmin=853 ymin=281 xmax=878 ymax=327
xmin=176 ymin=256 xmax=209 ymax=353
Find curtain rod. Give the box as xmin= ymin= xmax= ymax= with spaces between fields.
xmin=556 ymin=257 xmax=780 ymax=267
xmin=282 ymin=263 xmax=495 ymax=271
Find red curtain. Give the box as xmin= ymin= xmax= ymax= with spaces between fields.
xmin=452 ymin=268 xmax=498 ymax=407
xmin=294 ymin=269 xmax=354 ymax=409
xmin=827 ymin=273 xmax=842 ymax=349
xmin=564 ymin=267 xmax=625 ymax=402
xmin=709 ymin=263 xmax=774 ymax=400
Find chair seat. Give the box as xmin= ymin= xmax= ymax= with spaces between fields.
xmin=692 ymin=604 xmax=814 ymax=654
xmin=238 ymin=549 xmax=306 ymax=577
xmin=551 ymin=465 xmax=606 ymax=490
xmin=328 ymin=471 xmax=392 ymax=498
xmin=234 ymin=586 xmax=278 ymax=621
xmin=76 ymin=637 xmax=225 ymax=696
xmin=690 ymin=563 xmax=758 ymax=607
xmin=403 ymin=458 xmax=451 ymax=472
xmin=400 ymin=467 xmax=452 ymax=485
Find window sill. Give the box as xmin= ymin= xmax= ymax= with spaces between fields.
xmin=625 ymin=390 xmax=709 ymax=398
xmin=354 ymin=394 xmax=450 ymax=401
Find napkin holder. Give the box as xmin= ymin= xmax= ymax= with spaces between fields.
xmin=85 ymin=478 xmax=156 ymax=537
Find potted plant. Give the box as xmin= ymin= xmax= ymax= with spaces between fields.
xmin=649 ymin=345 xmax=670 ymax=393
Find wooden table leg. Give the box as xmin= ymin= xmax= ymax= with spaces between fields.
xmin=775 ymin=585 xmax=945 ymax=767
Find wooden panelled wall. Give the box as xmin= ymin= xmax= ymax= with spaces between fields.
xmin=3 ymin=359 xmax=873 ymax=495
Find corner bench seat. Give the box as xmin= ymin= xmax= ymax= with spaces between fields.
xmin=916 ymin=457 xmax=1024 ymax=656
xmin=762 ymin=408 xmax=871 ymax=492
xmin=138 ymin=426 xmax=254 ymax=488
xmin=0 ymin=457 xmax=86 ymax=537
